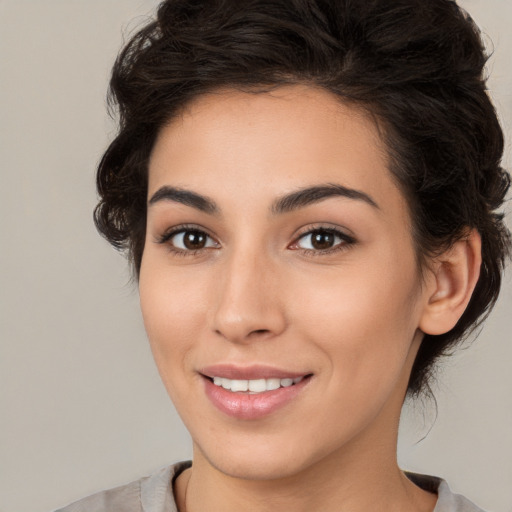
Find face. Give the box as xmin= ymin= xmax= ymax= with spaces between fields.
xmin=139 ymin=86 xmax=431 ymax=481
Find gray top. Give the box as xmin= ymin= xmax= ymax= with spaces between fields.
xmin=54 ymin=461 xmax=486 ymax=512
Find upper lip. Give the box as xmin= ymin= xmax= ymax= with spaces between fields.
xmin=200 ymin=364 xmax=311 ymax=380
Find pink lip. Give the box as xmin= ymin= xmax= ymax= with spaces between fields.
xmin=200 ymin=364 xmax=308 ymax=380
xmin=200 ymin=365 xmax=312 ymax=420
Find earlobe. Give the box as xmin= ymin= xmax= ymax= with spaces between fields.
xmin=419 ymin=230 xmax=482 ymax=336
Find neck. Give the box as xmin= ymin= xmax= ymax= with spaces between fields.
xmin=177 ymin=414 xmax=436 ymax=512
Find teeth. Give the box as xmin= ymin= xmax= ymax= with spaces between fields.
xmin=230 ymin=379 xmax=249 ymax=392
xmin=266 ymin=378 xmax=281 ymax=391
xmin=248 ymin=379 xmax=266 ymax=392
xmin=211 ymin=376 xmax=304 ymax=393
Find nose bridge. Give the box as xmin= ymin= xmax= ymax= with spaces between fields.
xmin=212 ymin=243 xmax=286 ymax=343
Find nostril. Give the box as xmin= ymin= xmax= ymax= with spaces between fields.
xmin=244 ymin=329 xmax=275 ymax=342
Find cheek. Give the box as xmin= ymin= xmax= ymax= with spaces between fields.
xmin=290 ymin=257 xmax=422 ymax=378
xmin=138 ymin=261 xmax=210 ymax=378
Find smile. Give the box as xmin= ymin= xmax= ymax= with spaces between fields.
xmin=200 ymin=366 xmax=313 ymax=420
xmin=212 ymin=376 xmax=304 ymax=393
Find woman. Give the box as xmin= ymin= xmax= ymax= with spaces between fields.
xmin=56 ymin=0 xmax=510 ymax=510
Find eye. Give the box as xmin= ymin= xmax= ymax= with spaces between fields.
xmin=158 ymin=227 xmax=219 ymax=253
xmin=290 ymin=228 xmax=354 ymax=253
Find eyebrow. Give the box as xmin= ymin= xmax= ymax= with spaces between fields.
xmin=148 ymin=183 xmax=379 ymax=215
xmin=148 ymin=186 xmax=219 ymax=214
xmin=271 ymin=183 xmax=379 ymax=214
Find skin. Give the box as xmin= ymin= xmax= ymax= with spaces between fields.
xmin=139 ymin=85 xmax=479 ymax=512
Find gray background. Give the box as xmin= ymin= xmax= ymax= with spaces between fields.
xmin=0 ymin=1 xmax=510 ymax=511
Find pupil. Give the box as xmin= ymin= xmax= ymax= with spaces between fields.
xmin=312 ymin=231 xmax=334 ymax=250
xmin=184 ymin=231 xmax=206 ymax=250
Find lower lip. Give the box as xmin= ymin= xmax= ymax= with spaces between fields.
xmin=203 ymin=376 xmax=311 ymax=420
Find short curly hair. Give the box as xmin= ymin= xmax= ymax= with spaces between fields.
xmin=94 ymin=0 xmax=511 ymax=396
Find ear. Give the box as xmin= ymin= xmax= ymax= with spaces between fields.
xmin=419 ymin=229 xmax=482 ymax=336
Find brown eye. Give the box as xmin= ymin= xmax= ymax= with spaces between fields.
xmin=310 ymin=230 xmax=336 ymax=250
xmin=183 ymin=231 xmax=207 ymax=249
xmin=292 ymin=228 xmax=354 ymax=253
xmin=166 ymin=229 xmax=218 ymax=251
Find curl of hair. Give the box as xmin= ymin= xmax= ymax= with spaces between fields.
xmin=94 ymin=0 xmax=511 ymax=396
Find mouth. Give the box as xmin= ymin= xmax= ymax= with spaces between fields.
xmin=199 ymin=365 xmax=313 ymax=420
xmin=207 ymin=375 xmax=307 ymax=394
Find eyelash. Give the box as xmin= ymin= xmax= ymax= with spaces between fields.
xmin=156 ymin=224 xmax=356 ymax=257
xmin=290 ymin=226 xmax=356 ymax=256
xmin=156 ymin=224 xmax=218 ymax=257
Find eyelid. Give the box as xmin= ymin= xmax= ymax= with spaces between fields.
xmin=154 ymin=223 xmax=355 ymax=257
xmin=155 ymin=224 xmax=220 ymax=251
xmin=288 ymin=225 xmax=356 ymax=253
xmin=291 ymin=223 xmax=355 ymax=242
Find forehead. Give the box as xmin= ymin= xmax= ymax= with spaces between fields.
xmin=148 ymin=85 xmax=407 ymax=221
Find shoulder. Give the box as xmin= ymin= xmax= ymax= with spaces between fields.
xmin=435 ymin=479 xmax=487 ymax=512
xmin=406 ymin=472 xmax=487 ymax=512
xmin=53 ymin=461 xmax=191 ymax=512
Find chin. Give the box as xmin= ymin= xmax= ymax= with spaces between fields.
xmin=192 ymin=429 xmax=338 ymax=482
xmin=206 ymin=452 xmax=311 ymax=481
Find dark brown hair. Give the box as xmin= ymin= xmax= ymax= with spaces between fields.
xmin=94 ymin=0 xmax=511 ymax=396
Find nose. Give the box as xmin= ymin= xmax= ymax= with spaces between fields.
xmin=211 ymin=249 xmax=287 ymax=344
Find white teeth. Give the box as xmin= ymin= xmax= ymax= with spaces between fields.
xmin=266 ymin=378 xmax=281 ymax=391
xmin=230 ymin=379 xmax=249 ymax=392
xmin=211 ymin=376 xmax=305 ymax=393
xmin=248 ymin=379 xmax=266 ymax=392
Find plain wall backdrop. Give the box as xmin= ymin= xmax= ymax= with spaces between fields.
xmin=0 ymin=1 xmax=510 ymax=511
